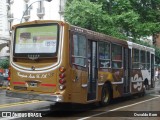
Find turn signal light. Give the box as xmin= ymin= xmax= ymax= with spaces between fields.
xmin=59 ymin=67 xmax=66 ymax=72
xmin=7 ymin=77 xmax=11 ymax=81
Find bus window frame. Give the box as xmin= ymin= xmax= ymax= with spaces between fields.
xmin=70 ymin=32 xmax=87 ymax=68
xmin=140 ymin=50 xmax=146 ymax=70
xmin=98 ymin=41 xmax=111 ymax=69
xmin=140 ymin=50 xmax=151 ymax=70
xmin=111 ymin=43 xmax=123 ymax=69
xmin=146 ymin=51 xmax=150 ymax=70
xmin=132 ymin=48 xmax=140 ymax=69
xmin=13 ymin=23 xmax=60 ymax=58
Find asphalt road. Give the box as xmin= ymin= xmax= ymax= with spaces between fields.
xmin=0 ymin=80 xmax=159 ymax=120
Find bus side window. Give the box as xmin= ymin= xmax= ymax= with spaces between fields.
xmin=71 ymin=33 xmax=87 ymax=67
xmin=146 ymin=52 xmax=150 ymax=70
xmin=111 ymin=44 xmax=123 ymax=69
xmin=140 ymin=51 xmax=150 ymax=70
xmin=132 ymin=49 xmax=140 ymax=69
xmin=98 ymin=41 xmax=111 ymax=68
xmin=140 ymin=50 xmax=146 ymax=69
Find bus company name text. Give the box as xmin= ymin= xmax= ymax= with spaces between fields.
xmin=17 ymin=72 xmax=54 ymax=79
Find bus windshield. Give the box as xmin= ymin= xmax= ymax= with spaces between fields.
xmin=13 ymin=23 xmax=59 ymax=58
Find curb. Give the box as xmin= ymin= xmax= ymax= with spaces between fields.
xmin=146 ymin=86 xmax=160 ymax=94
xmin=0 ymin=86 xmax=10 ymax=90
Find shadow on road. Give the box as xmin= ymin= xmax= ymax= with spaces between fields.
xmin=43 ymin=95 xmax=147 ymax=117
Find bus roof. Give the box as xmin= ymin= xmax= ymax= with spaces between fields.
xmin=11 ymin=20 xmax=63 ymax=29
xmin=70 ymin=25 xmax=155 ymax=54
xmin=70 ymin=25 xmax=128 ymax=47
xmin=127 ymin=41 xmax=155 ymax=54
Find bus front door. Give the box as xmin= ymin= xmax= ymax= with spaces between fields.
xmin=87 ymin=40 xmax=98 ymax=101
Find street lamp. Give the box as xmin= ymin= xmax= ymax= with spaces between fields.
xmin=20 ymin=0 xmax=52 ymax=23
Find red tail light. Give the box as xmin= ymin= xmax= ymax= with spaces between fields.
xmin=59 ymin=79 xmax=66 ymax=84
xmin=59 ymin=66 xmax=66 ymax=90
xmin=59 ymin=73 xmax=65 ymax=79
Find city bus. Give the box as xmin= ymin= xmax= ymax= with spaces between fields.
xmin=6 ymin=20 xmax=155 ymax=105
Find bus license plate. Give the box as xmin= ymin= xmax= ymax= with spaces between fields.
xmin=29 ymin=82 xmax=37 ymax=87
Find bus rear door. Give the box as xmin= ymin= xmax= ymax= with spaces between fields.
xmin=87 ymin=40 xmax=98 ymax=101
xmin=123 ymin=48 xmax=131 ymax=94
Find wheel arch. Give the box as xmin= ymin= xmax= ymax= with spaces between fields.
xmin=103 ymin=80 xmax=113 ymax=99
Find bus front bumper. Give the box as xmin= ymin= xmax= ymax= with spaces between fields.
xmin=6 ymin=90 xmax=63 ymax=102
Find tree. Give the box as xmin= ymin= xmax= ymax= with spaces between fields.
xmin=129 ymin=0 xmax=160 ymax=38
xmin=64 ymin=0 xmax=126 ymax=39
xmin=0 ymin=59 xmax=9 ymax=69
xmin=64 ymin=0 xmax=160 ymax=63
xmin=64 ymin=0 xmax=102 ymax=31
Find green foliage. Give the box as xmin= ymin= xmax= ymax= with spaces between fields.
xmin=64 ymin=0 xmax=126 ymax=39
xmin=154 ymin=47 xmax=160 ymax=64
xmin=0 ymin=59 xmax=9 ymax=69
xmin=64 ymin=0 xmax=160 ymax=63
xmin=64 ymin=0 xmax=103 ymax=31
xmin=129 ymin=0 xmax=160 ymax=36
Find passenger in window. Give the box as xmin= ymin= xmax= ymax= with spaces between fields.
xmin=99 ymin=53 xmax=109 ymax=59
xmin=105 ymin=54 xmax=109 ymax=59
xmin=112 ymin=62 xmax=118 ymax=68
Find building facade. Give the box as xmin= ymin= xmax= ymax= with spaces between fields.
xmin=0 ymin=0 xmax=10 ymax=59
xmin=0 ymin=0 xmax=9 ymax=37
xmin=154 ymin=34 xmax=160 ymax=47
xmin=8 ymin=0 xmax=66 ymax=26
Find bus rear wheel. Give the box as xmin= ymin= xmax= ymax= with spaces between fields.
xmin=100 ymin=83 xmax=112 ymax=106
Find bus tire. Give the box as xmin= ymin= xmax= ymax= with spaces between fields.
xmin=138 ymin=89 xmax=145 ymax=97
xmin=144 ymin=79 xmax=149 ymax=90
xmin=100 ymin=83 xmax=112 ymax=106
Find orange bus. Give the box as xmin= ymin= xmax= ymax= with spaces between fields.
xmin=6 ymin=20 xmax=155 ymax=105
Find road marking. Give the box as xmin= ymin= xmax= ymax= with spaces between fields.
xmin=149 ymin=94 xmax=160 ymax=97
xmin=0 ymin=100 xmax=44 ymax=109
xmin=78 ymin=95 xmax=160 ymax=120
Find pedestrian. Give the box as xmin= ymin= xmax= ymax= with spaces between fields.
xmin=155 ymin=68 xmax=159 ymax=81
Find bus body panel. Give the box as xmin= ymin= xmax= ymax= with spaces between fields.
xmin=6 ymin=20 xmax=155 ymax=105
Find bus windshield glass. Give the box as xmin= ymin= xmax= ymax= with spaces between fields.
xmin=14 ymin=23 xmax=59 ymax=58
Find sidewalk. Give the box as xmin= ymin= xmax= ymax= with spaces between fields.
xmin=146 ymin=80 xmax=160 ymax=94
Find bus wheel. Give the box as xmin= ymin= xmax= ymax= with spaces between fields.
xmin=138 ymin=89 xmax=145 ymax=97
xmin=100 ymin=83 xmax=112 ymax=106
xmin=144 ymin=79 xmax=149 ymax=90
